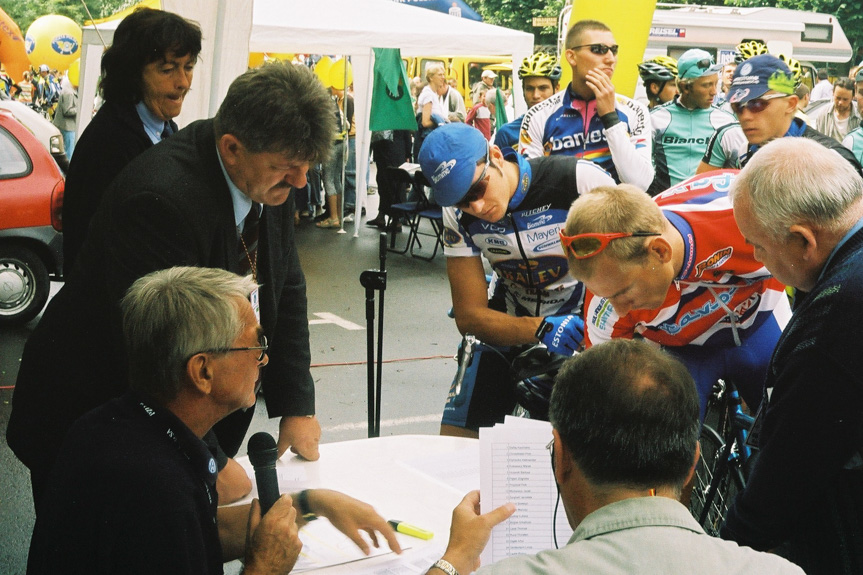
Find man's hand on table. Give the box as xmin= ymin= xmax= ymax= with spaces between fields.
xmin=244 ymin=495 xmax=302 ymax=575
xmin=303 ymin=489 xmax=403 ymax=556
xmin=433 ymin=490 xmax=515 ymax=575
xmin=278 ymin=415 xmax=321 ymax=461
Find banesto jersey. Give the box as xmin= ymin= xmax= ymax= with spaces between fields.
xmin=585 ymin=170 xmax=791 ymax=348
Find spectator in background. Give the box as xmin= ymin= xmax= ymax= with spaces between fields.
xmin=713 ymin=61 xmax=737 ymax=106
xmin=466 ymin=86 xmax=494 ymax=141
xmin=637 ymin=55 xmax=678 ymax=111
xmin=795 ymin=83 xmax=810 ymax=111
xmin=16 ymin=70 xmax=34 ymax=104
xmin=61 ymin=7 xmax=202 ymax=271
xmin=445 ymin=77 xmax=467 ymax=122
xmin=413 ymin=63 xmax=449 ymax=162
xmin=811 ymin=68 xmax=833 ymax=101
xmin=52 ymin=75 xmax=78 ymax=161
xmin=815 ymin=77 xmax=861 ymax=143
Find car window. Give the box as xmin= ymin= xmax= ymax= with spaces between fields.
xmin=0 ymin=126 xmax=31 ymax=179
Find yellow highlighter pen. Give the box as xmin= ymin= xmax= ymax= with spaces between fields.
xmin=388 ymin=519 xmax=434 ymax=540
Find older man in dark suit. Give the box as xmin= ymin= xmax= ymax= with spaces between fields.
xmin=7 ymin=62 xmax=335 ymax=510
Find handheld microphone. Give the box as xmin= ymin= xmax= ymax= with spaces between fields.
xmin=247 ymin=431 xmax=280 ymax=514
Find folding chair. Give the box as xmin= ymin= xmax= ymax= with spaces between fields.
xmin=408 ymin=171 xmax=444 ymax=261
xmin=384 ymin=166 xmax=423 ymax=254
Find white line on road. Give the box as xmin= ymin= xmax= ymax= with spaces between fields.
xmin=309 ymin=312 xmax=364 ymax=330
xmin=323 ymin=413 xmax=441 ymax=432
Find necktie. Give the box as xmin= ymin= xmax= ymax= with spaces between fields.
xmin=238 ymin=205 xmax=260 ymax=279
xmin=160 ymin=123 xmax=172 ymax=140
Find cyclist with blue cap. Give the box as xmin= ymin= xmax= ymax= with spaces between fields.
xmin=418 ymin=122 xmax=615 ymax=437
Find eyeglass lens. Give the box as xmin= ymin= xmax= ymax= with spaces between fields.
xmin=590 ymin=44 xmax=618 ymax=56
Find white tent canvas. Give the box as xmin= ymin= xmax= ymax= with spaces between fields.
xmin=78 ymin=0 xmax=534 ymax=233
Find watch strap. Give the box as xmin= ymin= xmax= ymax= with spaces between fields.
xmin=431 ymin=559 xmax=459 ymax=575
xmin=297 ymin=489 xmax=318 ymax=521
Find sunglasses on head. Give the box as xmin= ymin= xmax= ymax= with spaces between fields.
xmin=570 ymin=43 xmax=619 ymax=56
xmin=455 ymin=143 xmax=491 ymax=209
xmin=730 ymin=92 xmax=790 ymax=115
xmin=559 ymin=231 xmax=661 ymax=259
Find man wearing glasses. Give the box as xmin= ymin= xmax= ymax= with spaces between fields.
xmin=27 ymin=267 xmax=402 ymax=575
xmin=559 ymin=172 xmax=791 ymax=419
xmin=418 ymin=123 xmax=615 ymax=437
xmin=519 ymin=19 xmax=654 ymax=191
xmin=697 ymin=54 xmax=861 ymax=175
xmin=648 ymin=49 xmax=735 ymax=195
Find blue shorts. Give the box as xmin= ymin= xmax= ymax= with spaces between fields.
xmin=665 ymin=314 xmax=783 ymax=420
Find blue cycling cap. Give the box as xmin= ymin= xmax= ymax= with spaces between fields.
xmin=418 ymin=123 xmax=488 ymax=207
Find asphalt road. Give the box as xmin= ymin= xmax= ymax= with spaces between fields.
xmin=0 ymin=202 xmax=459 ymax=574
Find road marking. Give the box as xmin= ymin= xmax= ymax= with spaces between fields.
xmin=323 ymin=413 xmax=440 ymax=432
xmin=309 ymin=312 xmax=364 ymax=330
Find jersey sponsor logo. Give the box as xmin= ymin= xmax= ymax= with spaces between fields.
xmin=658 ymin=287 xmax=737 ymax=335
xmin=480 ymin=222 xmax=508 ymax=233
xmin=591 ymin=298 xmax=614 ymax=330
xmin=695 ymin=247 xmax=733 ymax=278
xmin=521 ymin=204 xmax=551 ymax=217
xmin=488 ymin=247 xmax=511 ymax=255
xmin=526 ymin=214 xmax=555 ymax=230
xmin=525 ymin=226 xmax=562 ymax=243
xmin=443 ymin=228 xmax=463 ymax=247
xmin=486 ymin=237 xmax=508 ymax=246
xmin=547 ymin=129 xmax=606 ymax=153
xmin=534 ymin=239 xmax=560 ymax=253
xmin=431 ymin=159 xmax=457 ymax=184
xmin=494 ymin=256 xmax=568 ymax=289
xmin=663 ymin=136 xmax=708 ymax=145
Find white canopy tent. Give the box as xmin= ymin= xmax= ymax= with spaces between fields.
xmin=78 ymin=0 xmax=534 ymax=234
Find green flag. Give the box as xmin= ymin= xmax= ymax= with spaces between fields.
xmin=370 ymin=48 xmax=417 ymax=132
xmin=494 ymin=88 xmax=508 ymax=132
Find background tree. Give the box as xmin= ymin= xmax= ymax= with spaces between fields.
xmin=0 ymin=0 xmax=127 ymax=35
xmin=474 ymin=0 xmax=565 ymax=47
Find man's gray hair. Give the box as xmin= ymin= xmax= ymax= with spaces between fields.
xmin=214 ymin=62 xmax=336 ymax=164
xmin=121 ymin=267 xmax=258 ymax=403
xmin=730 ymin=138 xmax=863 ymax=239
xmin=484 ymin=88 xmax=500 ymax=106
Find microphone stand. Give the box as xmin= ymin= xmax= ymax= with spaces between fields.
xmin=359 ymin=233 xmax=387 ymax=437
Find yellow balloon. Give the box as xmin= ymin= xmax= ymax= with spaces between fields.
xmin=66 ymin=58 xmax=80 ymax=86
xmin=329 ymin=58 xmax=353 ymax=90
xmin=248 ymin=52 xmax=266 ymax=69
xmin=315 ymin=56 xmax=333 ymax=87
xmin=25 ymin=14 xmax=82 ymax=72
xmin=265 ymin=52 xmax=294 ymax=62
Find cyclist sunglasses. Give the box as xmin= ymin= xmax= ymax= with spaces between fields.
xmin=730 ymin=93 xmax=790 ymax=115
xmin=455 ymin=143 xmax=491 ymax=209
xmin=559 ymin=231 xmax=660 ymax=259
xmin=569 ymin=43 xmax=619 ymax=56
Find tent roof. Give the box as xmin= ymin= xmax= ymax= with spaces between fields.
xmin=249 ymin=0 xmax=533 ymax=56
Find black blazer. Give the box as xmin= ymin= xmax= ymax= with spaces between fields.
xmin=8 ymin=119 xmax=314 ymax=474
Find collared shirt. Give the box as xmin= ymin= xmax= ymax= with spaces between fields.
xmin=479 ymin=497 xmax=804 ymax=574
xmin=216 ymin=145 xmax=259 ymax=230
xmin=135 ymin=101 xmax=172 ymax=145
xmin=818 ymin=215 xmax=863 ymax=285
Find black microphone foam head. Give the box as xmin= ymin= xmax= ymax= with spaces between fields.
xmin=247 ymin=431 xmax=278 ymax=467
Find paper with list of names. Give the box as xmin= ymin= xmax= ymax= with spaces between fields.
xmin=479 ymin=419 xmax=573 ymax=565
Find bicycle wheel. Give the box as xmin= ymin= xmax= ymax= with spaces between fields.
xmin=690 ymin=424 xmax=736 ymax=536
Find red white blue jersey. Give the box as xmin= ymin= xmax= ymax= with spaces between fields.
xmin=585 ymin=170 xmax=792 ymax=348
xmin=518 ymin=87 xmax=654 ymax=190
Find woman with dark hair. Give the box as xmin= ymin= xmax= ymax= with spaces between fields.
xmin=61 ymin=8 xmax=202 ymax=270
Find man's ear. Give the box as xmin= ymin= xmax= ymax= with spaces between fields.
xmin=564 ymin=49 xmax=578 ymax=69
xmin=788 ymin=223 xmax=818 ymax=260
xmin=552 ymin=429 xmax=573 ymax=484
xmin=784 ymin=95 xmax=800 ymax=116
xmin=685 ymin=440 xmax=701 ymax=488
xmin=217 ymin=134 xmax=242 ymax=167
xmin=647 ymin=236 xmax=674 ymax=264
xmin=185 ymin=353 xmax=213 ymax=396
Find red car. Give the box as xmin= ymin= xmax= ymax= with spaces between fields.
xmin=0 ymin=109 xmax=64 ymax=325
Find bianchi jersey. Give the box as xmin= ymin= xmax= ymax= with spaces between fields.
xmin=444 ymin=152 xmax=615 ymax=318
xmin=843 ymin=127 xmax=863 ymax=166
xmin=518 ymin=86 xmax=653 ymax=190
xmin=650 ymin=99 xmax=735 ymax=194
xmin=585 ymin=170 xmax=792 ymax=348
